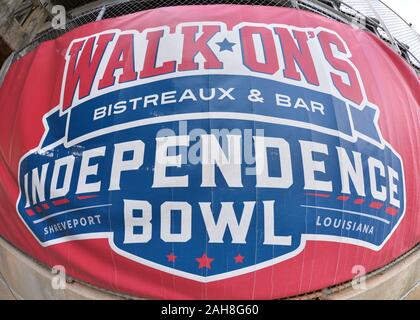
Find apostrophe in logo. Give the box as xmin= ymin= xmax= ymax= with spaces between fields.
xmin=16 ymin=22 xmax=405 ymax=281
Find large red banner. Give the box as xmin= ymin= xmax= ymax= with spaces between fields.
xmin=0 ymin=5 xmax=419 ymax=299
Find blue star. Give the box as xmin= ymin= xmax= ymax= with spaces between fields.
xmin=216 ymin=38 xmax=236 ymax=52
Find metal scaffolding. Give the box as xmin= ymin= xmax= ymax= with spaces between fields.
xmin=9 ymin=0 xmax=420 ymax=73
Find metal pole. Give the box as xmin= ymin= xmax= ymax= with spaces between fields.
xmin=0 ymin=52 xmax=16 ymax=87
xmin=289 ymin=0 xmax=300 ymax=9
xmin=96 ymin=5 xmax=107 ymax=21
xmin=366 ymin=0 xmax=401 ymax=54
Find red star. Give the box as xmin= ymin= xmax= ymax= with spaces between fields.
xmin=234 ymin=254 xmax=244 ymax=263
xmin=195 ymin=253 xmax=214 ymax=269
xmin=167 ymin=253 xmax=176 ymax=262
